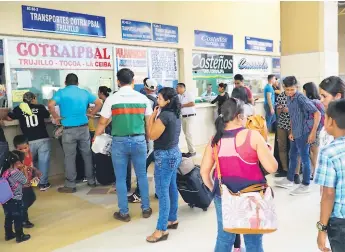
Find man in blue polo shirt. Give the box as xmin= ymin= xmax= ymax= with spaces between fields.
xmin=48 ymin=73 xmax=102 ymax=193
xmin=264 ymin=74 xmax=276 ymax=132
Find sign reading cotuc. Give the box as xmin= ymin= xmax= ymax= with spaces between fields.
xmin=8 ymin=39 xmax=113 ymax=70
xmin=21 ymin=5 xmax=106 ymax=37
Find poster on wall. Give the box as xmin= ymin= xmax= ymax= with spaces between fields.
xmin=245 ymin=37 xmax=273 ymax=52
xmin=22 ymin=5 xmax=106 ymax=38
xmin=121 ymin=19 xmax=152 ymax=41
xmin=115 ymin=46 xmax=148 ymax=85
xmin=233 ymin=55 xmax=273 ymax=94
xmin=149 ymin=48 xmax=178 ymax=88
xmin=7 ymin=38 xmax=114 ymax=70
xmin=192 ymin=52 xmax=233 ymax=97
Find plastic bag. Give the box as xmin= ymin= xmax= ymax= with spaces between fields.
xmin=92 ymin=134 xmax=112 ymax=155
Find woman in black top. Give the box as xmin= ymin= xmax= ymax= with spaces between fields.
xmin=211 ymin=83 xmax=229 ymax=115
xmin=146 ymin=87 xmax=182 ymax=243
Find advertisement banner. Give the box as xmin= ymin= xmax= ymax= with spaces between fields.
xmin=233 ymin=55 xmax=272 ymax=76
xmin=115 ymin=46 xmax=148 ymax=84
xmin=22 ymin=5 xmax=106 ymax=37
xmin=194 ymin=30 xmax=233 ymax=50
xmin=121 ymin=19 xmax=152 ymax=41
xmin=192 ymin=53 xmax=233 ymax=79
xmin=7 ymin=38 xmax=113 ymax=70
xmin=152 ymin=23 xmax=178 ymax=43
xmin=272 ymin=58 xmax=280 ymax=73
xmin=245 ymin=37 xmax=273 ymax=52
xmin=149 ymin=48 xmax=178 ymax=88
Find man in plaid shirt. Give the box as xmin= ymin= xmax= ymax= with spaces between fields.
xmin=315 ymin=99 xmax=345 ymax=252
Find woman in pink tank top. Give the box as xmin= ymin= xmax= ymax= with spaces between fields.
xmin=201 ymin=98 xmax=277 ymax=252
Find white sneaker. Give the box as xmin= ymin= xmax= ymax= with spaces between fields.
xmin=275 ymin=178 xmax=294 ymax=189
xmin=290 ymin=185 xmax=311 ymax=196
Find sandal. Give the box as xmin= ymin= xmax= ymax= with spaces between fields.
xmin=167 ymin=221 xmax=179 ymax=229
xmin=146 ymin=230 xmax=169 ymax=243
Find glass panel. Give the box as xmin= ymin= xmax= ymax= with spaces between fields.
xmin=10 ymin=68 xmax=113 ymax=107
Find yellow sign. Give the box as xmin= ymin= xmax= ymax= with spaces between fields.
xmin=12 ymin=89 xmax=29 ymax=103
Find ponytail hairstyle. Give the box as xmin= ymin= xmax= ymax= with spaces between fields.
xmin=158 ymin=87 xmax=181 ymax=118
xmin=211 ymin=98 xmax=244 ymax=147
xmin=319 ymin=76 xmax=345 ymax=99
xmin=19 ymin=92 xmax=36 ymax=116
xmin=0 ymin=150 xmax=25 ymax=176
xmin=98 ymin=86 xmax=112 ymax=98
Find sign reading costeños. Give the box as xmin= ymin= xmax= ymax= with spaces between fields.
xmin=194 ymin=30 xmax=233 ymax=50
xmin=22 ymin=5 xmax=106 ymax=37
xmin=192 ymin=53 xmax=233 ymax=74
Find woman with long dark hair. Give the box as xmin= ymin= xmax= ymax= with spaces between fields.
xmin=200 ymin=98 xmax=277 ymax=251
xmin=146 ymin=87 xmax=182 ymax=243
xmin=302 ymin=82 xmax=324 ymax=179
xmin=231 ymin=86 xmax=255 ymax=117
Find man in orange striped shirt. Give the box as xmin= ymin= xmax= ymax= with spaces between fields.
xmin=95 ymin=68 xmax=153 ymax=222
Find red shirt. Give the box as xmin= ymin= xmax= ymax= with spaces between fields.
xmin=244 ymin=86 xmax=253 ymax=100
xmin=23 ymin=152 xmax=34 ymax=187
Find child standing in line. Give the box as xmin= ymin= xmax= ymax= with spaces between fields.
xmin=1 ymin=150 xmax=31 ymax=243
xmin=315 ymin=99 xmax=345 ymax=252
xmin=13 ymin=135 xmax=41 ymax=229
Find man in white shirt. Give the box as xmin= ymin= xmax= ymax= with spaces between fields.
xmin=176 ymin=83 xmax=196 ymax=157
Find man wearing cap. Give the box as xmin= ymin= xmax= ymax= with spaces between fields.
xmin=128 ymin=78 xmax=158 ymax=203
xmin=48 ymin=73 xmax=103 ymax=193
xmin=7 ymin=92 xmax=52 ymax=191
xmin=94 ymin=68 xmax=153 ymax=222
xmin=176 ymin=83 xmax=196 ymax=157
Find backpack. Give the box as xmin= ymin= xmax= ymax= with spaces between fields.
xmin=146 ymin=94 xmax=158 ymax=110
xmin=246 ymin=115 xmax=268 ymax=142
xmin=0 ymin=169 xmax=17 ymax=205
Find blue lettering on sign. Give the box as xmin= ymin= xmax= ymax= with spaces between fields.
xmin=245 ymin=37 xmax=273 ymax=52
xmin=21 ymin=5 xmax=106 ymax=37
xmin=194 ymin=30 xmax=233 ymax=50
xmin=121 ymin=19 xmax=152 ymax=41
xmin=238 ymin=58 xmax=268 ymax=70
xmin=152 ymin=23 xmax=178 ymax=43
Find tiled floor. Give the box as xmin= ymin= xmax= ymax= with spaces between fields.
xmin=0 ymin=139 xmax=325 ymax=251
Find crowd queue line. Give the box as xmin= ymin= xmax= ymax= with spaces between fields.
xmin=0 ymin=69 xmax=345 ymax=252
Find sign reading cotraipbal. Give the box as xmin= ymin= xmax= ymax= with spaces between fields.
xmin=22 ymin=5 xmax=106 ymax=37
xmin=192 ymin=53 xmax=233 ymax=79
xmin=194 ymin=30 xmax=233 ymax=50
xmin=233 ymin=55 xmax=272 ymax=75
xmin=7 ymin=38 xmax=113 ymax=70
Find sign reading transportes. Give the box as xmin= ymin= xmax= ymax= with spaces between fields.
xmin=21 ymin=5 xmax=106 ymax=37
xmin=121 ymin=19 xmax=152 ymax=41
xmin=245 ymin=37 xmax=273 ymax=52
xmin=152 ymin=23 xmax=178 ymax=43
xmin=194 ymin=30 xmax=233 ymax=50
xmin=7 ymin=38 xmax=113 ymax=70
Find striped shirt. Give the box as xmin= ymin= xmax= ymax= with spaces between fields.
xmin=2 ymin=168 xmax=27 ymax=200
xmin=315 ymin=136 xmax=345 ymax=218
xmin=100 ymin=86 xmax=153 ymax=136
xmin=287 ymin=92 xmax=317 ymax=139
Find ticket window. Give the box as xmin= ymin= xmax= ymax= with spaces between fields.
xmin=0 ymin=39 xmax=7 ymax=107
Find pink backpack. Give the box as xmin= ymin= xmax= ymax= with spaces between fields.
xmin=0 ymin=169 xmax=18 ymax=205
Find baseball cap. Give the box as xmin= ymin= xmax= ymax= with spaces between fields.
xmin=144 ymin=78 xmax=158 ymax=91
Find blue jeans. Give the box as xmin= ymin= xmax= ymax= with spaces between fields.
xmin=112 ymin=135 xmax=150 ymax=215
xmin=154 ymin=146 xmax=181 ymax=231
xmin=214 ymin=196 xmax=264 ymax=252
xmin=264 ymin=103 xmax=276 ymax=132
xmin=287 ymin=133 xmax=311 ymax=185
xmin=0 ymin=141 xmax=9 ymax=169
xmin=30 ymin=138 xmax=51 ymax=185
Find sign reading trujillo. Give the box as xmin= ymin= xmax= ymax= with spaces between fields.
xmin=8 ymin=39 xmax=113 ymax=70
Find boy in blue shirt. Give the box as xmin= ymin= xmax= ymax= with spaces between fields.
xmin=315 ymin=99 xmax=345 ymax=252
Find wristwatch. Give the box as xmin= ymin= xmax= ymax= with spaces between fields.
xmin=316 ymin=221 xmax=327 ymax=232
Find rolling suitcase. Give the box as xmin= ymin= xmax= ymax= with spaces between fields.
xmin=94 ymin=153 xmax=115 ymax=185
xmin=177 ymin=165 xmax=213 ymax=211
